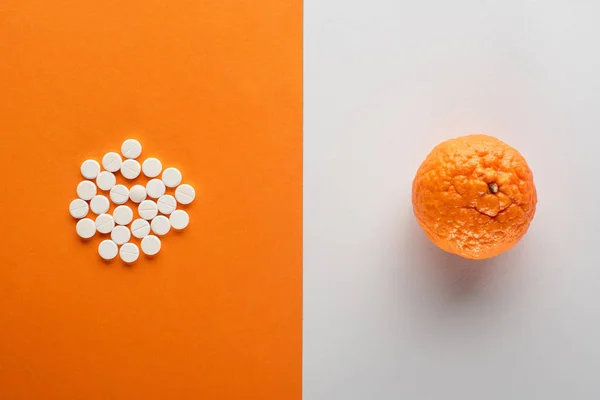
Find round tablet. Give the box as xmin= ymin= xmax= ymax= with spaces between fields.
xmin=142 ymin=157 xmax=163 ymax=178
xmin=121 ymin=159 xmax=141 ymax=180
xmin=162 ymin=167 xmax=182 ymax=188
xmin=129 ymin=184 xmax=147 ymax=203
xmin=80 ymin=159 xmax=101 ymax=179
xmin=170 ymin=209 xmax=189 ymax=230
xmin=138 ymin=200 xmax=158 ymax=220
xmin=131 ymin=218 xmax=151 ymax=239
xmin=121 ymin=139 xmax=142 ymax=159
xmin=111 ymin=225 xmax=131 ymax=245
xmin=175 ymin=184 xmax=195 ymax=205
xmin=76 ymin=218 xmax=96 ymax=239
xmin=146 ymin=179 xmax=166 ymax=199
xmin=102 ymin=152 xmax=122 ymax=172
xmin=151 ymin=215 xmax=171 ymax=235
xmin=110 ymin=184 xmax=130 ymax=205
xmin=90 ymin=195 xmax=110 ymax=215
xmin=141 ymin=235 xmax=161 ymax=256
xmin=69 ymin=199 xmax=89 ymax=219
xmin=113 ymin=205 xmax=134 ymax=225
xmin=96 ymin=171 xmax=116 ymax=191
xmin=157 ymin=194 xmax=177 ymax=215
xmin=120 ymin=242 xmax=140 ymax=263
xmin=77 ymin=180 xmax=97 ymax=200
xmin=95 ymin=213 xmax=115 ymax=234
xmin=98 ymin=240 xmax=118 ymax=260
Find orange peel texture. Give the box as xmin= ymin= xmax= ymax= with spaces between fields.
xmin=412 ymin=134 xmax=537 ymax=259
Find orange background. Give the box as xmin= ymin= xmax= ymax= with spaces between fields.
xmin=0 ymin=1 xmax=302 ymax=399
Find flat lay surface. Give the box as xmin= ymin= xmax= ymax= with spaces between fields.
xmin=2 ymin=0 xmax=600 ymax=399
xmin=304 ymin=0 xmax=600 ymax=398
xmin=0 ymin=0 xmax=302 ymax=398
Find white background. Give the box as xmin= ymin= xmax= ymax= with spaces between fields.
xmin=304 ymin=1 xmax=600 ymax=399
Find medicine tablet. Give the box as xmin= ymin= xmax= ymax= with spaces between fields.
xmin=113 ymin=205 xmax=134 ymax=226
xmin=170 ymin=209 xmax=189 ymax=230
xmin=102 ymin=152 xmax=122 ymax=172
xmin=80 ymin=160 xmax=101 ymax=179
xmin=131 ymin=218 xmax=151 ymax=239
xmin=129 ymin=184 xmax=147 ymax=203
xmin=96 ymin=171 xmax=116 ymax=191
xmin=151 ymin=215 xmax=171 ymax=235
xmin=162 ymin=167 xmax=182 ymax=188
xmin=141 ymin=235 xmax=161 ymax=256
xmin=138 ymin=200 xmax=158 ymax=220
xmin=175 ymin=184 xmax=195 ymax=205
xmin=142 ymin=158 xmax=162 ymax=178
xmin=110 ymin=184 xmax=130 ymax=205
xmin=77 ymin=180 xmax=97 ymax=200
xmin=157 ymin=194 xmax=177 ymax=215
xmin=76 ymin=218 xmax=96 ymax=239
xmin=95 ymin=213 xmax=115 ymax=234
xmin=121 ymin=139 xmax=142 ymax=159
xmin=121 ymin=159 xmax=141 ymax=180
xmin=69 ymin=199 xmax=89 ymax=219
xmin=111 ymin=225 xmax=131 ymax=245
xmin=90 ymin=195 xmax=110 ymax=215
xmin=146 ymin=179 xmax=166 ymax=199
xmin=98 ymin=240 xmax=118 ymax=260
xmin=120 ymin=243 xmax=140 ymax=263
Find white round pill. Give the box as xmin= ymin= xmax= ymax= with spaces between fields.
xmin=170 ymin=209 xmax=189 ymax=230
xmin=109 ymin=184 xmax=130 ymax=205
xmin=162 ymin=167 xmax=182 ymax=188
xmin=96 ymin=171 xmax=116 ymax=191
xmin=141 ymin=235 xmax=161 ymax=256
xmin=90 ymin=195 xmax=110 ymax=215
xmin=69 ymin=199 xmax=89 ymax=219
xmin=131 ymin=218 xmax=151 ymax=239
xmin=95 ymin=213 xmax=115 ymax=234
xmin=120 ymin=242 xmax=140 ymax=263
xmin=146 ymin=179 xmax=166 ymax=199
xmin=121 ymin=139 xmax=142 ymax=159
xmin=111 ymin=225 xmax=131 ymax=245
xmin=76 ymin=218 xmax=96 ymax=239
xmin=121 ymin=159 xmax=141 ymax=180
xmin=151 ymin=215 xmax=171 ymax=235
xmin=175 ymin=184 xmax=196 ymax=205
xmin=113 ymin=205 xmax=134 ymax=225
xmin=138 ymin=200 xmax=158 ymax=220
xmin=157 ymin=194 xmax=177 ymax=215
xmin=77 ymin=180 xmax=97 ymax=200
xmin=98 ymin=240 xmax=118 ymax=260
xmin=142 ymin=157 xmax=163 ymax=178
xmin=80 ymin=160 xmax=101 ymax=179
xmin=102 ymin=152 xmax=122 ymax=172
xmin=129 ymin=184 xmax=147 ymax=203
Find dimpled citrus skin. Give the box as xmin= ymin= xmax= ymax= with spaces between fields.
xmin=412 ymin=134 xmax=537 ymax=260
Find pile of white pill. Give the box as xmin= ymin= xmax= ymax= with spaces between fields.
xmin=69 ymin=139 xmax=196 ymax=264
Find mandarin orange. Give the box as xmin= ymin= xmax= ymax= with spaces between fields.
xmin=412 ymin=134 xmax=537 ymax=259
